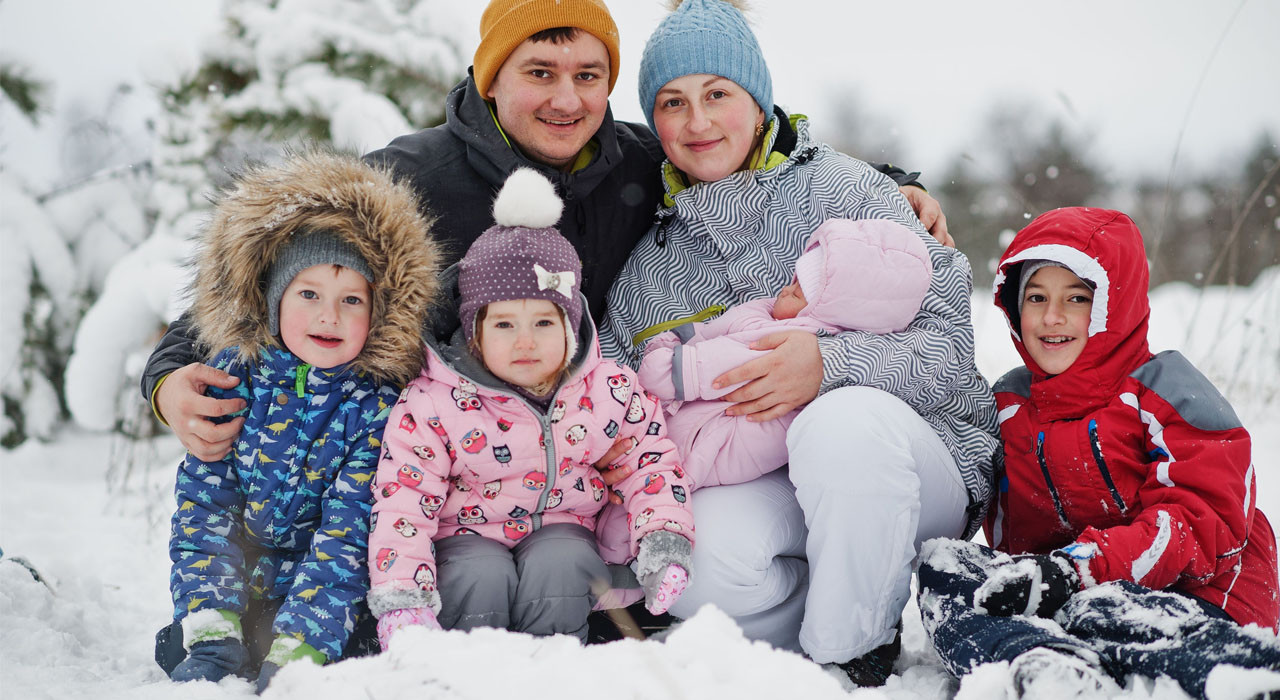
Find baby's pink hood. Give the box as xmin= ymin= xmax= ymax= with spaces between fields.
xmin=793 ymin=218 xmax=933 ymax=334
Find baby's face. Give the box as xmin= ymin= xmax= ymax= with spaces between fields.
xmin=771 ymin=281 xmax=807 ymax=320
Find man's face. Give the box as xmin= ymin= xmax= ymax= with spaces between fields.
xmin=486 ymin=32 xmax=610 ymax=170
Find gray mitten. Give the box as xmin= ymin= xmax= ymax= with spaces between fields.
xmin=636 ymin=531 xmax=693 ymax=614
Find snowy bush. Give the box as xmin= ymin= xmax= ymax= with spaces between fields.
xmin=63 ymin=0 xmax=465 ymax=440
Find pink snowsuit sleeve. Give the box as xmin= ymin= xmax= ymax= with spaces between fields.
xmin=367 ymin=379 xmax=454 ymax=619
xmin=595 ymin=379 xmax=695 ymax=560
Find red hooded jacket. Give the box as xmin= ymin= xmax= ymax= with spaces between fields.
xmin=988 ymin=207 xmax=1278 ymax=630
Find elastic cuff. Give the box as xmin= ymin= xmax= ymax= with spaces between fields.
xmin=265 ymin=637 xmax=325 ymax=666
xmin=815 ymin=336 xmax=839 ymax=393
xmin=1058 ymin=542 xmax=1099 ymax=589
xmin=636 ymin=531 xmax=694 ymax=581
xmin=671 ymin=348 xmax=687 ymax=402
xmin=367 ymin=583 xmax=442 ymax=619
xmin=150 ymin=374 xmax=171 ymax=426
xmin=181 ymin=608 xmax=243 ymax=649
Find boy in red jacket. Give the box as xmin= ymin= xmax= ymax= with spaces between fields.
xmin=916 ymin=207 xmax=1279 ymax=699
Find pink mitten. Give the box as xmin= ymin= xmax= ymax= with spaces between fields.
xmin=376 ymin=606 xmax=440 ymax=650
xmin=637 ymin=347 xmax=678 ymax=400
xmin=637 ymin=531 xmax=694 ymax=615
xmin=645 ymin=564 xmax=689 ymax=614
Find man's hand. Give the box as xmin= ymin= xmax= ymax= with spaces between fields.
xmin=156 ymin=363 xmax=246 ymax=461
xmin=900 ymin=186 xmax=954 ymax=248
xmin=713 ymin=331 xmax=822 ymax=422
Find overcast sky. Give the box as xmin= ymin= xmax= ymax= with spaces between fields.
xmin=2 ymin=0 xmax=1277 ymax=190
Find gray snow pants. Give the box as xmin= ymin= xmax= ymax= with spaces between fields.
xmin=434 ymin=523 xmax=611 ymax=641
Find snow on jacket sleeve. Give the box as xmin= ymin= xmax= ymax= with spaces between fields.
xmin=1071 ymin=374 xmax=1255 ymax=594
xmin=366 ymin=381 xmax=452 ymax=619
xmin=169 ymin=349 xmax=251 ymax=621
xmin=600 ymin=371 xmax=695 ymax=559
xmin=272 ymin=385 xmax=392 ymax=661
xmin=807 ymin=158 xmax=975 ymax=410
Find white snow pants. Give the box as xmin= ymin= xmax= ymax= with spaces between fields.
xmin=666 ymin=386 xmax=970 ymax=664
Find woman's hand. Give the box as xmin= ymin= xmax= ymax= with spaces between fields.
xmin=593 ymin=436 xmax=640 ymax=504
xmin=713 ymin=331 xmax=822 ymax=421
xmin=900 ymin=186 xmax=954 ymax=248
xmin=156 ymin=363 xmax=246 ymax=461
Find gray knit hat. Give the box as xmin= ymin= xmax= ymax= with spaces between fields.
xmin=266 ymin=229 xmax=374 ymax=336
xmin=458 ymin=168 xmax=584 ymax=359
xmin=638 ymin=0 xmax=773 ymax=132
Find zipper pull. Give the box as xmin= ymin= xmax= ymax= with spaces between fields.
xmin=295 ymin=364 xmax=310 ymax=398
xmin=655 ymin=212 xmax=672 ymax=247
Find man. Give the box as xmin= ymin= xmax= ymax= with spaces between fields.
xmin=143 ymin=0 xmax=949 ymax=533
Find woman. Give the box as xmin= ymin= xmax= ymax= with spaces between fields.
xmin=596 ymin=0 xmax=999 ymax=686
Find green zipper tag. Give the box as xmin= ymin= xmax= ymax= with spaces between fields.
xmin=632 ymin=305 xmax=727 ymax=348
xmin=295 ymin=364 xmax=310 ymax=398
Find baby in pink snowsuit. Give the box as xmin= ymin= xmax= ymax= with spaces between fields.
xmin=369 ymin=169 xmax=695 ymax=647
xmin=635 ymin=217 xmax=933 ymax=492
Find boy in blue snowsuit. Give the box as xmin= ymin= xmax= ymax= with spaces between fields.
xmin=155 ymin=151 xmax=439 ymax=690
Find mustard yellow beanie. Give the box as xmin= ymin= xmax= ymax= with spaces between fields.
xmin=473 ymin=0 xmax=621 ymax=98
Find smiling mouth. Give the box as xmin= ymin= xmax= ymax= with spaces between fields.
xmin=539 ymin=116 xmax=581 ymax=127
xmin=684 ymin=139 xmax=723 ymax=154
xmin=1039 ymin=336 xmax=1075 ymax=345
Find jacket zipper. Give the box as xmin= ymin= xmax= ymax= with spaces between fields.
xmin=295 ymin=364 xmax=310 ymax=398
xmin=531 ymin=409 xmax=557 ymax=531
xmin=426 ymin=345 xmax=574 ymax=533
xmin=1035 ymin=431 xmax=1070 ymax=528
xmin=631 ymin=305 xmax=727 ymax=349
xmin=1087 ymin=420 xmax=1128 ymax=514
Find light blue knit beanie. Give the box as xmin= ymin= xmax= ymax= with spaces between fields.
xmin=638 ymin=0 xmax=773 ymax=132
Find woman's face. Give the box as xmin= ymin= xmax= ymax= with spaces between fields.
xmin=652 ymin=74 xmax=765 ymax=185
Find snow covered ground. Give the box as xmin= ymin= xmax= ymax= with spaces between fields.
xmin=2 ymin=275 xmax=1278 ymax=700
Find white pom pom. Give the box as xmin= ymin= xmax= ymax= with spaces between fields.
xmin=492 ymin=168 xmax=563 ymax=229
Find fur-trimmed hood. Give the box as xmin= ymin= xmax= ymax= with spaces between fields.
xmin=190 ymin=150 xmax=442 ymax=387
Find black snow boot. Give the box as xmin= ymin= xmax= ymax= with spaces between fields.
xmin=835 ymin=623 xmax=902 ymax=687
xmin=586 ymin=602 xmax=675 ymax=644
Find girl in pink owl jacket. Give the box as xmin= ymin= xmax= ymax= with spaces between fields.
xmin=368 ymin=169 xmax=694 ymax=647
xmin=632 ymin=218 xmax=933 ymax=493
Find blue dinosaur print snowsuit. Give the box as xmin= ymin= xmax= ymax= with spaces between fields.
xmin=161 ymin=151 xmax=441 ymax=670
xmin=170 ymin=346 xmax=398 ymax=659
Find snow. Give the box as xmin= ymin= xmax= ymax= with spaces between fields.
xmin=3 ymin=277 xmax=1278 ymax=700
xmin=0 ymin=173 xmax=83 ymax=442
xmin=63 ymin=230 xmax=194 ymax=431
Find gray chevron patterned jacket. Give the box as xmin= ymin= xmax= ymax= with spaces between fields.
xmin=599 ymin=112 xmax=1000 ymax=536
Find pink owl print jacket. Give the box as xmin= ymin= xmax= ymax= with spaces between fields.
xmin=366 ymin=281 xmax=695 ymax=619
